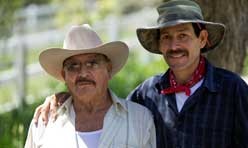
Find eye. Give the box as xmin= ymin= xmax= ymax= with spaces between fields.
xmin=63 ymin=62 xmax=81 ymax=72
xmin=68 ymin=63 xmax=80 ymax=70
xmin=161 ymin=34 xmax=169 ymax=40
xmin=85 ymin=60 xmax=99 ymax=68
xmin=178 ymin=33 xmax=187 ymax=40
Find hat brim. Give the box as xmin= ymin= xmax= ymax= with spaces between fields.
xmin=137 ymin=20 xmax=226 ymax=54
xmin=39 ymin=41 xmax=129 ymax=81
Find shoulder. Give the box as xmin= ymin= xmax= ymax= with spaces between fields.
xmin=25 ymin=118 xmax=47 ymax=147
xmin=209 ymin=66 xmax=248 ymax=96
xmin=214 ymin=66 xmax=247 ymax=85
xmin=138 ymin=74 xmax=164 ymax=89
xmin=119 ymin=98 xmax=153 ymax=119
xmin=127 ymin=73 xmax=164 ymax=100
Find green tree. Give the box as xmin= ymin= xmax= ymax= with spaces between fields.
xmin=51 ymin=0 xmax=120 ymax=27
xmin=0 ymin=0 xmax=51 ymax=39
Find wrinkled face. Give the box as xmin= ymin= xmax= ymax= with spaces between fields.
xmin=159 ymin=23 xmax=208 ymax=72
xmin=62 ymin=53 xmax=112 ymax=98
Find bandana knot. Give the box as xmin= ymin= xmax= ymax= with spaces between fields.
xmin=161 ymin=56 xmax=206 ymax=96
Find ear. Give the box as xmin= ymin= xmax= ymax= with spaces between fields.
xmin=61 ymin=70 xmax=66 ymax=80
xmin=106 ymin=62 xmax=113 ymax=79
xmin=199 ymin=30 xmax=208 ymax=48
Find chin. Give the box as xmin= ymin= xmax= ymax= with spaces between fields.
xmin=169 ymin=64 xmax=189 ymax=71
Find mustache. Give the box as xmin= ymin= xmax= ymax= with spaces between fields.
xmin=166 ymin=49 xmax=188 ymax=56
xmin=75 ymin=77 xmax=96 ymax=85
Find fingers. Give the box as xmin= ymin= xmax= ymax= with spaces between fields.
xmin=32 ymin=92 xmax=70 ymax=126
xmin=56 ymin=92 xmax=70 ymax=106
xmin=39 ymin=96 xmax=52 ymax=125
xmin=33 ymin=104 xmax=43 ymax=125
xmin=50 ymin=94 xmax=59 ymax=122
xmin=50 ymin=92 xmax=70 ymax=122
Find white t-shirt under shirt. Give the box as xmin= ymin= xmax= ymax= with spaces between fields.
xmin=76 ymin=129 xmax=102 ymax=148
xmin=175 ymin=79 xmax=204 ymax=112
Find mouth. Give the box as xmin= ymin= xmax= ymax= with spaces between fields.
xmin=168 ymin=53 xmax=186 ymax=58
xmin=75 ymin=79 xmax=96 ymax=86
xmin=166 ymin=50 xmax=188 ymax=59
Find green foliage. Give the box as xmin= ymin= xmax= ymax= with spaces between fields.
xmin=52 ymin=0 xmax=118 ymax=27
xmin=0 ymin=0 xmax=51 ymax=39
xmin=0 ymin=100 xmax=42 ymax=148
xmin=110 ymin=51 xmax=167 ymax=98
xmin=0 ymin=83 xmax=16 ymax=104
xmin=242 ymin=55 xmax=248 ymax=75
xmin=120 ymin=0 xmax=160 ymax=14
xmin=0 ymin=0 xmax=22 ymax=38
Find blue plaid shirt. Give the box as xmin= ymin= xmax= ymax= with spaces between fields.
xmin=127 ymin=60 xmax=248 ymax=148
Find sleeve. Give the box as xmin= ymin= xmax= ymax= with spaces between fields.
xmin=234 ymin=79 xmax=248 ymax=147
xmin=127 ymin=87 xmax=140 ymax=102
xmin=24 ymin=120 xmax=37 ymax=148
xmin=142 ymin=109 xmax=156 ymax=148
xmin=24 ymin=122 xmax=35 ymax=148
xmin=24 ymin=118 xmax=47 ymax=148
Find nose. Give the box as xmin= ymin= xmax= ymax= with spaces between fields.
xmin=78 ymin=70 xmax=90 ymax=78
xmin=78 ymin=65 xmax=90 ymax=76
xmin=168 ymin=38 xmax=179 ymax=51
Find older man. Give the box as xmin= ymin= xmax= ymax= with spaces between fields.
xmin=33 ymin=0 xmax=248 ymax=148
xmin=25 ymin=24 xmax=156 ymax=148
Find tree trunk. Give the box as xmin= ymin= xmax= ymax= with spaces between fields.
xmin=195 ymin=0 xmax=248 ymax=73
xmin=163 ymin=0 xmax=248 ymax=73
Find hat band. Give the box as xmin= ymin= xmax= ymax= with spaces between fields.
xmin=158 ymin=11 xmax=203 ymax=24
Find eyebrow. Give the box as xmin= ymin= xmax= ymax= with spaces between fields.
xmin=177 ymin=27 xmax=189 ymax=32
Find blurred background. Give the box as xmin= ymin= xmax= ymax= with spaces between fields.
xmin=0 ymin=0 xmax=247 ymax=147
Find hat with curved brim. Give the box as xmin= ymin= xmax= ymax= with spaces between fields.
xmin=39 ymin=24 xmax=129 ymax=82
xmin=136 ymin=0 xmax=226 ymax=54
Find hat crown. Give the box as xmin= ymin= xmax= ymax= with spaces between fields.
xmin=157 ymin=0 xmax=203 ymax=24
xmin=63 ymin=24 xmax=103 ymax=50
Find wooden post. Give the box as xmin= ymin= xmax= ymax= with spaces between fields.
xmin=14 ymin=29 xmax=26 ymax=110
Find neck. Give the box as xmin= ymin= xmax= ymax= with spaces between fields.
xmin=172 ymin=57 xmax=200 ymax=84
xmin=72 ymin=91 xmax=112 ymax=114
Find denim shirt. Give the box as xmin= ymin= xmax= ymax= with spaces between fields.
xmin=127 ymin=60 xmax=248 ymax=148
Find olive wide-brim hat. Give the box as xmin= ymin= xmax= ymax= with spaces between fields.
xmin=39 ymin=24 xmax=129 ymax=82
xmin=137 ymin=0 xmax=226 ymax=54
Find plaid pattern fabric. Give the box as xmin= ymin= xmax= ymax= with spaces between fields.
xmin=127 ymin=60 xmax=248 ymax=148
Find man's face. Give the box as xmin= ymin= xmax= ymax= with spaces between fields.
xmin=159 ymin=23 xmax=208 ymax=73
xmin=62 ymin=53 xmax=111 ymax=99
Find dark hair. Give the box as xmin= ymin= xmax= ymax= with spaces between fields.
xmin=192 ymin=23 xmax=206 ymax=37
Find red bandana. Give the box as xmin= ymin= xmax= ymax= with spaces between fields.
xmin=161 ymin=56 xmax=206 ymax=96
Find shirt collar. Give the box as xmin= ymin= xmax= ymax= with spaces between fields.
xmin=201 ymin=60 xmax=220 ymax=92
xmin=108 ymin=89 xmax=128 ymax=114
xmin=57 ymin=89 xmax=127 ymax=116
xmin=157 ymin=59 xmax=220 ymax=93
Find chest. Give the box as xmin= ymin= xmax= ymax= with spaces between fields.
xmin=145 ymin=89 xmax=235 ymax=147
xmin=75 ymin=109 xmax=108 ymax=132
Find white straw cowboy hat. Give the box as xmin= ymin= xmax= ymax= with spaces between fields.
xmin=39 ymin=24 xmax=129 ymax=82
xmin=137 ymin=0 xmax=226 ymax=54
